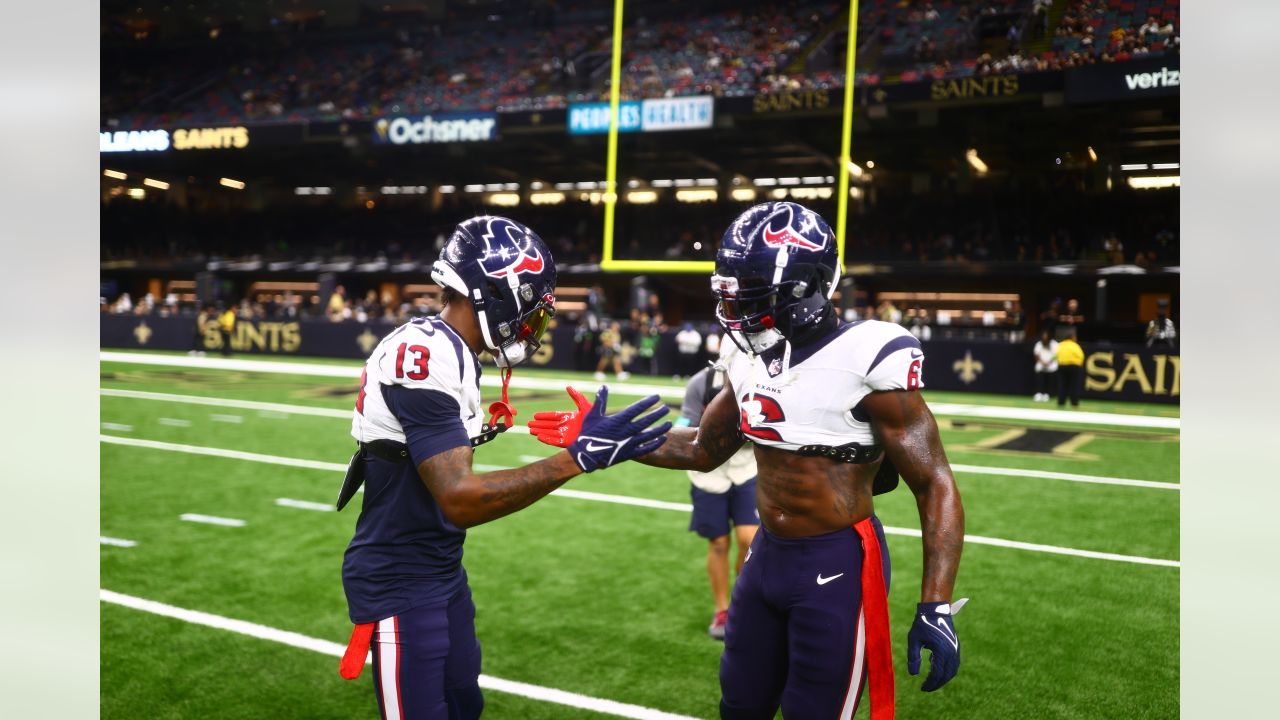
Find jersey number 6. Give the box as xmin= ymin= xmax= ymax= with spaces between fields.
xmin=395 ymin=343 xmax=431 ymax=381
xmin=907 ymin=359 xmax=922 ymax=390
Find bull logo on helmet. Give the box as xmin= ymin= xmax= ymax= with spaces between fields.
xmin=479 ymin=218 xmax=546 ymax=278
xmin=761 ymin=204 xmax=826 ymax=251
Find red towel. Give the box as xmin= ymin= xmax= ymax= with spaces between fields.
xmin=854 ymin=518 xmax=895 ymax=720
xmin=339 ymin=623 xmax=375 ymax=680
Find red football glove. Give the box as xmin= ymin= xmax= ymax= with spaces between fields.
xmin=526 ymin=386 xmax=592 ymax=448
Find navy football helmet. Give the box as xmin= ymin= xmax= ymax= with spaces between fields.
xmin=431 ymin=216 xmax=558 ymax=367
xmin=712 ymin=201 xmax=840 ymax=354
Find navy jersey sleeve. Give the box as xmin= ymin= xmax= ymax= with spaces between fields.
xmin=383 ymin=384 xmax=471 ymax=465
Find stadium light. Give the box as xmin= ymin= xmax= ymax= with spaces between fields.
xmin=865 ymin=161 xmax=875 ymax=169
xmin=463 ymin=184 xmax=484 ymax=192
xmin=103 ymin=169 xmax=127 ymax=180
xmin=530 ymin=181 xmax=545 ymax=190
xmin=791 ymin=187 xmax=833 ymax=200
xmin=675 ymin=189 xmax=718 ymax=203
xmin=484 ymin=183 xmax=504 ymax=192
xmin=965 ymin=149 xmax=989 ymax=176
xmin=625 ymin=190 xmax=658 ymax=204
xmin=674 ymin=179 xmax=695 ymax=187
xmin=1127 ymin=175 xmax=1180 ymax=190
xmin=844 ymin=161 xmax=863 ymax=178
xmin=652 ymin=179 xmax=674 ymax=188
xmin=1151 ymin=162 xmax=1180 ymax=170
xmin=219 ymin=177 xmax=245 ymax=189
xmin=802 ymin=176 xmax=826 ymax=185
xmin=487 ymin=193 xmax=520 ymax=207
xmin=1087 ymin=146 xmax=1098 ymax=163
xmin=731 ymin=188 xmax=757 ymax=202
xmin=695 ymin=178 xmax=717 ymax=187
xmin=143 ymin=178 xmax=170 ymax=190
xmin=438 ymin=185 xmax=456 ymax=193
xmin=1120 ymin=163 xmax=1149 ymax=171
xmin=127 ymin=188 xmax=145 ymax=199
xmin=529 ymin=192 xmax=565 ymax=205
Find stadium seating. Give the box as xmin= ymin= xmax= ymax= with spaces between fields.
xmin=102 ymin=0 xmax=1178 ymax=128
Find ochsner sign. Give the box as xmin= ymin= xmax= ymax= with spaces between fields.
xmin=373 ymin=113 xmax=498 ymax=145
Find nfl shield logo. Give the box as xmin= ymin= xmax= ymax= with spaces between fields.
xmin=767 ymin=357 xmax=783 ymax=377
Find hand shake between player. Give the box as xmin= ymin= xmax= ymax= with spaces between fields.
xmin=529 ymin=386 xmax=670 ymax=472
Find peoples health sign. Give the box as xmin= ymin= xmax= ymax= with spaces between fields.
xmin=568 ymin=96 xmax=714 ymax=135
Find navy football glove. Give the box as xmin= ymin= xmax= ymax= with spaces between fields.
xmin=907 ymin=598 xmax=968 ymax=692
xmin=567 ymin=386 xmax=672 ymax=473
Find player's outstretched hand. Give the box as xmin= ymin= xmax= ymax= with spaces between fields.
xmin=907 ymin=598 xmax=968 ymax=692
xmin=566 ymin=386 xmax=671 ymax=473
xmin=527 ymin=386 xmax=592 ymax=448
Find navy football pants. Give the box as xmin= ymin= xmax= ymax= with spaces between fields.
xmin=370 ymin=585 xmax=484 ymax=720
xmin=719 ymin=516 xmax=891 ymax=719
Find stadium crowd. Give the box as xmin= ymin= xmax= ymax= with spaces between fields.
xmin=103 ymin=0 xmax=1179 ymax=129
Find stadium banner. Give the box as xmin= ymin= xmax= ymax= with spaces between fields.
xmin=1065 ymin=55 xmax=1179 ymax=104
xmin=859 ymin=71 xmax=1063 ymax=106
xmin=101 ymin=316 xmax=1177 ymax=404
xmin=100 ymin=129 xmax=170 ymax=153
xmin=499 ymin=108 xmax=568 ymax=129
xmin=372 ymin=112 xmax=499 ymax=145
xmin=567 ymin=96 xmax=713 ymax=134
xmin=750 ymin=88 xmax=835 ymax=114
xmin=920 ymin=339 xmax=1179 ymax=404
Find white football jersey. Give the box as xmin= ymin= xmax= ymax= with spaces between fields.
xmin=724 ymin=320 xmax=924 ymax=450
xmin=351 ymin=316 xmax=484 ymax=444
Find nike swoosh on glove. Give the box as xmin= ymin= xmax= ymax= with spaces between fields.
xmin=526 ymin=386 xmax=593 ymax=448
xmin=566 ymin=386 xmax=672 ymax=473
xmin=907 ymin=597 xmax=968 ymax=692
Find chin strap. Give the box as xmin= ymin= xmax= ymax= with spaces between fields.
xmin=471 ymin=366 xmax=516 ymax=448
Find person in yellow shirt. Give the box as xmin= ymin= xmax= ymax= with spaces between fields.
xmin=1056 ymin=329 xmax=1084 ymax=407
xmin=218 ymin=306 xmax=237 ymax=357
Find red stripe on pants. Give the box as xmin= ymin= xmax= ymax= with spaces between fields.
xmin=854 ymin=518 xmax=895 ymax=720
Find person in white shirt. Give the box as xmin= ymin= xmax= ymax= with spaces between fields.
xmin=674 ymin=323 xmax=704 ymax=378
xmin=1033 ymin=329 xmax=1059 ymax=402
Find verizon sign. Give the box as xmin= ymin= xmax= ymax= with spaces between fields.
xmin=1066 ymin=55 xmax=1180 ymax=104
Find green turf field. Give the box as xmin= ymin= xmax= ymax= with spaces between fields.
xmin=100 ymin=352 xmax=1179 ymax=719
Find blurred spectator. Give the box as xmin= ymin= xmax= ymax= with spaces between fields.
xmin=327 ymin=285 xmax=348 ymax=322
xmin=1058 ymin=298 xmax=1085 ymax=336
xmin=190 ymin=305 xmax=212 ymax=356
xmin=1145 ymin=299 xmax=1177 ymax=348
xmin=1032 ymin=329 xmax=1059 ymax=402
xmin=594 ymin=321 xmax=630 ymax=381
xmin=218 ymin=305 xmax=237 ymax=356
xmin=635 ymin=314 xmax=661 ymax=375
xmin=1056 ymin=329 xmax=1084 ymax=407
xmin=675 ymin=322 xmax=704 ymax=378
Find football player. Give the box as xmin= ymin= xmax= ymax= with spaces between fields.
xmin=337 ymin=216 xmax=671 ymax=720
xmin=530 ymin=202 xmax=966 ymax=720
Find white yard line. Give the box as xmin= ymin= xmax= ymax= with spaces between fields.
xmin=100 ymin=437 xmax=1179 ymax=568
xmin=158 ymin=417 xmax=192 ymax=427
xmin=99 ymin=536 xmax=136 ymax=548
xmin=210 ymin=414 xmax=243 ymax=424
xmin=179 ymin=513 xmax=246 ymax=527
xmin=275 ymin=498 xmax=335 ymax=512
xmin=101 ymin=435 xmax=350 ymax=472
xmin=100 ymin=351 xmax=1178 ymax=429
xmin=100 ymin=589 xmax=701 ymax=720
xmin=101 ymin=422 xmax=133 ymax=432
xmin=100 ymin=390 xmax=1175 ymax=489
xmin=949 ymin=463 xmax=1178 ymax=490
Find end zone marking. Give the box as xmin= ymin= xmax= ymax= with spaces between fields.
xmin=180 ymin=513 xmax=246 ymax=527
xmin=275 ymin=498 xmax=334 ymax=512
xmin=100 ymin=536 xmax=136 ymax=547
xmin=100 ymin=589 xmax=701 ymax=720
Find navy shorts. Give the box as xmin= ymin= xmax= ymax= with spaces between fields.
xmin=370 ymin=583 xmax=484 ymax=720
xmin=689 ymin=478 xmax=759 ymax=540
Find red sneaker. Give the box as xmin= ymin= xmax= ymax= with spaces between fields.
xmin=709 ymin=610 xmax=729 ymax=640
